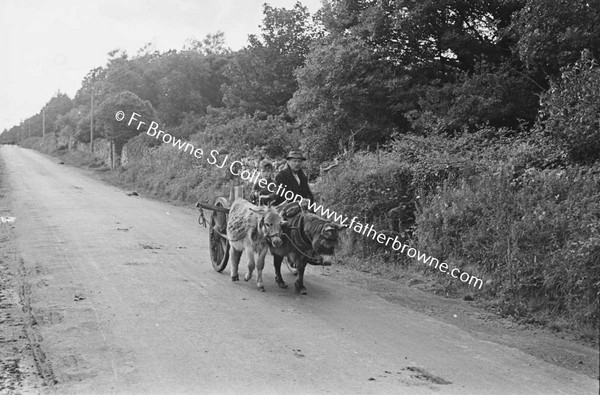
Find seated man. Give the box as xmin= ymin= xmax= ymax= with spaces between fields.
xmin=273 ymin=149 xmax=315 ymax=209
xmin=273 ymin=149 xmax=316 ymax=271
xmin=250 ymin=159 xmax=276 ymax=206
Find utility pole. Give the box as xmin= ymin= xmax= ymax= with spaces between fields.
xmin=110 ymin=140 xmax=114 ymax=170
xmin=42 ymin=109 xmax=45 ymax=139
xmin=90 ymin=88 xmax=94 ymax=153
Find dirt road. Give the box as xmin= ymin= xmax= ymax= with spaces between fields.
xmin=0 ymin=145 xmax=598 ymax=394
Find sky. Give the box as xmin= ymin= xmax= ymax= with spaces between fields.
xmin=0 ymin=0 xmax=323 ymax=133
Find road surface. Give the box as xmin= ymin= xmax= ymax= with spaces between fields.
xmin=0 ymin=145 xmax=598 ymax=394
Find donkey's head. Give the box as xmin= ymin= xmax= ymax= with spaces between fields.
xmin=251 ymin=205 xmax=285 ymax=248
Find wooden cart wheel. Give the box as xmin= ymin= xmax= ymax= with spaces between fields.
xmin=209 ymin=197 xmax=230 ymax=272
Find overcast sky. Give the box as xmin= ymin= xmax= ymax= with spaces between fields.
xmin=0 ymin=0 xmax=323 ymax=133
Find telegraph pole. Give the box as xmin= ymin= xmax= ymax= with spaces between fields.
xmin=42 ymin=109 xmax=45 ymax=139
xmin=90 ymin=88 xmax=94 ymax=153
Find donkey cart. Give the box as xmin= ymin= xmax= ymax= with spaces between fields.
xmin=195 ymin=186 xmax=298 ymax=274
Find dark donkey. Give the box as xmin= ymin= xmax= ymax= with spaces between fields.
xmin=270 ymin=204 xmax=345 ymax=294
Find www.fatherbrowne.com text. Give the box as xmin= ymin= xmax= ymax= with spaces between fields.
xmin=119 ymin=111 xmax=485 ymax=290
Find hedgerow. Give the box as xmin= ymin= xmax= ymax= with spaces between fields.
xmin=416 ymin=164 xmax=600 ymax=329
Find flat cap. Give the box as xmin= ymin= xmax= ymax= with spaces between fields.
xmin=259 ymin=159 xmax=274 ymax=170
xmin=286 ymin=149 xmax=306 ymax=161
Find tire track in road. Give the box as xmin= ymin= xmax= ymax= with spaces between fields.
xmin=0 ymin=156 xmax=45 ymax=394
xmin=17 ymin=257 xmax=58 ymax=388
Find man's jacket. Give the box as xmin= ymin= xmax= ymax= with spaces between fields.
xmin=274 ymin=165 xmax=314 ymax=205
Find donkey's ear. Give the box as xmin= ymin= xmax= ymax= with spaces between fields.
xmin=325 ymin=223 xmax=346 ymax=232
xmin=336 ymin=222 xmax=350 ymax=230
xmin=249 ymin=206 xmax=268 ymax=215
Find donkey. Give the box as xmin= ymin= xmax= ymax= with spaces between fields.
xmin=226 ymin=199 xmax=285 ymax=291
xmin=270 ymin=204 xmax=345 ymax=294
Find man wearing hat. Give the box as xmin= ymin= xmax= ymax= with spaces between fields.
xmin=273 ymin=149 xmax=314 ymax=206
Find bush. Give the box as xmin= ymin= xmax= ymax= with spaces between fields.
xmin=316 ymin=132 xmax=484 ymax=256
xmin=316 ymin=126 xmax=599 ymax=330
xmin=415 ymin=163 xmax=600 ymax=328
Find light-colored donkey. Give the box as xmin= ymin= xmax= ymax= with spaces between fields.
xmin=226 ymin=199 xmax=285 ymax=291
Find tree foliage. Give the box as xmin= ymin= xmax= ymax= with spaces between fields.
xmin=183 ymin=31 xmax=231 ymax=55
xmin=71 ymin=34 xmax=231 ymax=129
xmin=290 ymin=35 xmax=410 ymax=162
xmin=96 ymin=91 xmax=155 ymax=162
xmin=197 ymin=107 xmax=301 ymax=159
xmin=222 ymin=2 xmax=319 ymax=115
xmin=42 ymin=92 xmax=73 ymax=137
xmin=535 ymin=50 xmax=600 ymax=163
xmin=292 ymin=0 xmax=536 ymax=160
xmin=512 ymin=0 xmax=600 ymax=77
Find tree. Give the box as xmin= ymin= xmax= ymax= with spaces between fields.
xmin=155 ymin=51 xmax=228 ymax=125
xmin=407 ymin=61 xmax=540 ymax=134
xmin=321 ymin=0 xmax=524 ymax=76
xmin=199 ymin=107 xmax=301 ymax=159
xmin=222 ymin=2 xmax=319 ymax=115
xmin=74 ymin=43 xmax=232 ymax=129
xmin=55 ymin=106 xmax=89 ymax=147
xmin=535 ymin=50 xmax=600 ymax=164
xmin=301 ymin=0 xmax=542 ymax=141
xmin=0 ymin=125 xmax=22 ymax=144
xmin=291 ymin=0 xmax=536 ymax=161
xmin=290 ymin=35 xmax=410 ymax=162
xmin=96 ymin=91 xmax=155 ymax=168
xmin=74 ymin=67 xmax=109 ymax=108
xmin=42 ymin=92 xmax=73 ymax=139
xmin=184 ymin=31 xmax=231 ymax=55
xmin=73 ymin=108 xmax=102 ymax=145
xmin=512 ymin=0 xmax=600 ymax=78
